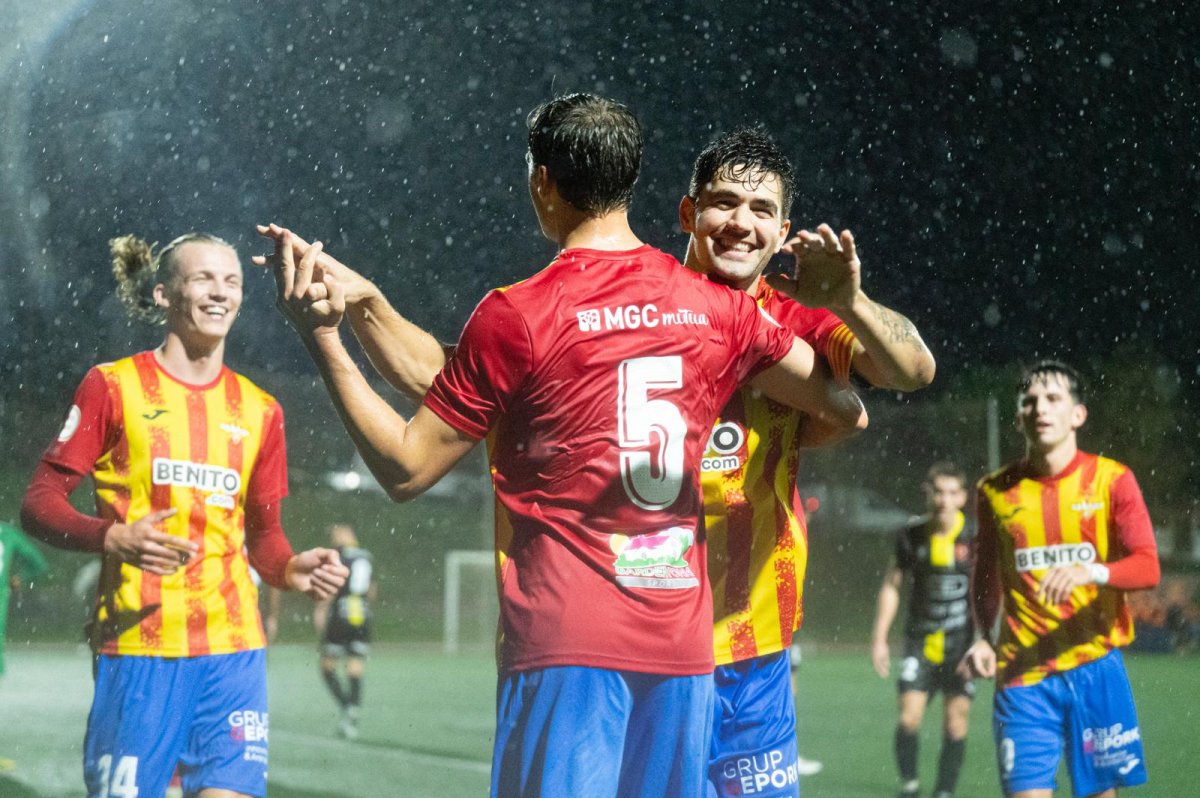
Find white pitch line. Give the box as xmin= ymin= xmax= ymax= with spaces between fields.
xmin=274 ymin=730 xmax=492 ymax=774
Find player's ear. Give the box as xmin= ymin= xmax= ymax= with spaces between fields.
xmin=678 ymin=195 xmax=696 ymax=234
xmin=775 ymin=219 xmax=792 ymax=251
xmin=152 ymin=282 xmax=170 ymax=309
xmin=1072 ymin=403 xmax=1087 ymax=430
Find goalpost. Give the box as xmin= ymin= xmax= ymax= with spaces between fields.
xmin=443 ymin=549 xmax=499 ymax=653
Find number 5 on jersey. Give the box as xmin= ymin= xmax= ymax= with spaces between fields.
xmin=617 ymin=356 xmax=686 ymax=511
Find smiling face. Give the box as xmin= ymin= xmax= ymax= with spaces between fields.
xmin=680 ymin=167 xmax=791 ymax=293
xmin=154 ymin=241 xmax=243 ymax=346
xmin=1017 ymin=371 xmax=1087 ymax=456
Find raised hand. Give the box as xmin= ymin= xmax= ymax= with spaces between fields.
xmin=103 ymin=508 xmax=196 ymax=576
xmin=253 ymin=223 xmax=378 ymax=306
xmin=768 ymin=223 xmax=861 ymax=310
xmin=284 ymin=547 xmax=349 ymax=601
xmin=255 ymin=229 xmax=345 ymax=337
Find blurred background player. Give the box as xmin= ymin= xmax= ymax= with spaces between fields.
xmin=870 ymin=462 xmax=976 ymax=798
xmin=260 ymin=92 xmax=866 ymax=797
xmin=20 ymin=232 xmax=347 ymax=798
xmin=680 ymin=128 xmax=935 ymax=798
xmin=314 ymin=523 xmax=375 ymax=740
xmin=0 ymin=520 xmax=48 ymax=677
xmin=960 ymin=360 xmax=1160 ymax=798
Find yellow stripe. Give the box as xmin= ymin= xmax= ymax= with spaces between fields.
xmin=929 ymin=512 xmax=965 ymax=567
xmin=923 ymin=629 xmax=945 ymax=665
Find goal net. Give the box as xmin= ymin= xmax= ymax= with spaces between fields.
xmin=443 ymin=549 xmax=499 ymax=653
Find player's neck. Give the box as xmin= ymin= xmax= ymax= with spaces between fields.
xmin=557 ymin=209 xmax=643 ymax=252
xmin=1025 ymin=438 xmax=1078 ymax=478
xmin=932 ymin=511 xmax=959 ymax=533
xmin=155 ymin=334 xmax=226 ymax=385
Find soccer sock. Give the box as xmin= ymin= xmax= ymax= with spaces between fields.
xmin=895 ymin=726 xmax=919 ymax=783
xmin=322 ymin=669 xmax=349 ymax=708
xmin=935 ymin=735 xmax=966 ymax=794
xmin=349 ymin=675 xmax=362 ymax=708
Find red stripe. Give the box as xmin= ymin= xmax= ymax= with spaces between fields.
xmin=134 ymin=358 xmax=166 ymax=652
xmin=185 ymin=388 xmax=211 ymax=656
xmin=1040 ymin=481 xmax=1062 ymax=545
xmin=221 ymin=372 xmax=248 ymax=650
xmin=762 ymin=426 xmax=797 ymax=646
xmin=1078 ymin=454 xmax=1099 ymax=546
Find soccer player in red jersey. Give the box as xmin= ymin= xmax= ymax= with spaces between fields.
xmin=676 ymin=128 xmax=935 ymax=798
xmin=960 ymin=361 xmax=1160 ymax=798
xmin=262 ymin=93 xmax=866 ymax=798
xmin=871 ymin=463 xmax=976 ymax=798
xmin=20 ymin=233 xmax=348 ymax=798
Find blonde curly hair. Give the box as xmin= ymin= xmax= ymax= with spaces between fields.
xmin=110 ymin=232 xmax=232 ymax=323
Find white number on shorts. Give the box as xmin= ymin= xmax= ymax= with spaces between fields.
xmin=899 ymin=656 xmax=920 ymax=683
xmin=96 ymin=754 xmax=139 ymax=798
xmin=617 ymin=357 xmax=686 ymax=510
xmin=1000 ymin=738 xmax=1015 ymax=775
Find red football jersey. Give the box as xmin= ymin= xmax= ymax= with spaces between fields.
xmin=424 ymin=245 xmax=795 ymax=675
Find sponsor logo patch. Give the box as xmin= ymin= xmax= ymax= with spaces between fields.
xmin=575 ymin=304 xmax=710 ymax=333
xmin=153 ymin=457 xmax=242 ymax=496
xmin=720 ymin=749 xmax=800 ymax=795
xmin=58 ymin=405 xmax=82 ymax=442
xmin=609 ymin=527 xmax=699 ymax=589
xmin=1014 ymin=542 xmax=1096 ymax=572
xmin=229 ymin=709 xmax=269 ymax=743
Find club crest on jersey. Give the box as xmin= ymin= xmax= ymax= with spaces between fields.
xmin=1014 ymin=542 xmax=1097 ymax=572
xmin=152 ymin=457 xmax=242 ymax=497
xmin=220 ymin=422 xmax=250 ymax=443
xmin=609 ymin=527 xmax=699 ymax=589
xmin=575 ymin=304 xmax=710 ymax=333
xmin=1071 ymin=498 xmax=1105 ymax=519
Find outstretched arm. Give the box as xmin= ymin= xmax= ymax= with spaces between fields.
xmin=268 ymin=237 xmax=477 ymax=501
xmin=254 ymin=224 xmax=449 ymax=403
xmin=767 ymin=224 xmax=936 ymax=391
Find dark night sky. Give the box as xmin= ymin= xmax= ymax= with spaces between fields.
xmin=2 ymin=0 xmax=1196 ymax=437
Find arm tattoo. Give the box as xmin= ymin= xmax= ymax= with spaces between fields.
xmin=870 ymin=302 xmax=921 ymax=346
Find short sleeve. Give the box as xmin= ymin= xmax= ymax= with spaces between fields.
xmin=424 ymin=290 xmax=533 ymax=439
xmin=42 ymin=367 xmax=118 ymax=476
xmin=246 ymin=400 xmax=289 ymax=504
xmin=725 ymin=292 xmax=795 ymax=386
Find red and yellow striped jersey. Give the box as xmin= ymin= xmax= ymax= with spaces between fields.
xmin=976 ymin=451 xmax=1152 ymax=687
xmin=705 ymin=283 xmax=856 ymax=665
xmin=45 ymin=351 xmax=288 ymax=657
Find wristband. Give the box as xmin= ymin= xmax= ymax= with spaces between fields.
xmin=1087 ymin=563 xmax=1110 ymax=585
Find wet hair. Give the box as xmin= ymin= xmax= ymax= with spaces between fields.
xmin=688 ymin=127 xmax=796 ymax=218
xmin=110 ymin=232 xmax=232 ymax=324
xmin=925 ymin=460 xmax=967 ymax=489
xmin=1018 ymin=359 xmax=1085 ymax=405
xmin=526 ymin=93 xmax=643 ymax=215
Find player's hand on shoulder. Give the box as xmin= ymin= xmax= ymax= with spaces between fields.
xmin=957 ymin=639 xmax=995 ymax=680
xmin=286 ymin=547 xmax=349 ymax=601
xmin=104 ymin=508 xmax=197 ymax=576
xmin=768 ymin=223 xmax=861 ymax=310
xmin=871 ymin=640 xmax=891 ymax=679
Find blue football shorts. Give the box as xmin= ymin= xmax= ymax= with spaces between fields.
xmin=85 ymin=650 xmax=269 ymax=798
xmin=491 ymin=665 xmax=713 ymax=798
xmin=710 ymin=650 xmax=801 ymax=798
xmin=992 ymin=649 xmax=1147 ymax=797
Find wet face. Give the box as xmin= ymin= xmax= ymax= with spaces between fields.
xmin=680 ymin=167 xmax=790 ymax=292
xmin=924 ymin=475 xmax=967 ymax=520
xmin=1016 ymin=372 xmax=1087 ymax=454
xmin=155 ymin=242 xmax=243 ymax=345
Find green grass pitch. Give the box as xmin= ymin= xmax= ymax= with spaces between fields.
xmin=0 ymin=644 xmax=1193 ymax=797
